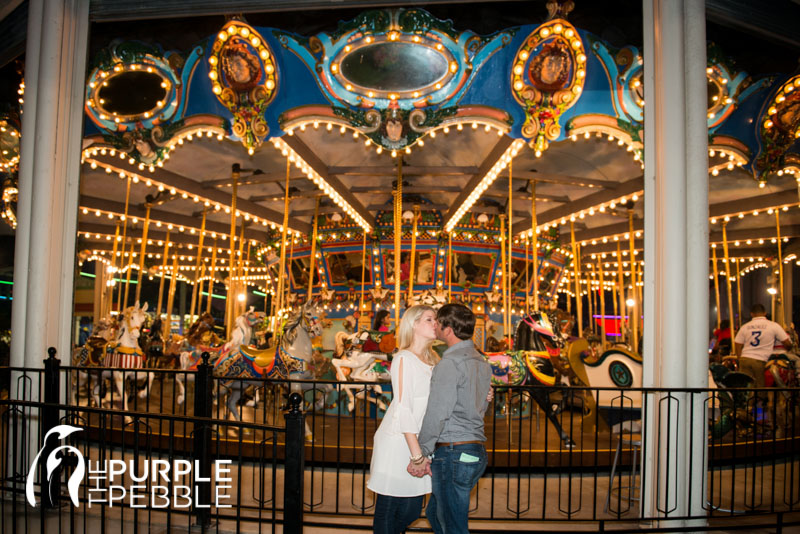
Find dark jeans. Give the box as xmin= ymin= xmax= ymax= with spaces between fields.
xmin=373 ymin=493 xmax=424 ymax=534
xmin=426 ymin=443 xmax=487 ymax=534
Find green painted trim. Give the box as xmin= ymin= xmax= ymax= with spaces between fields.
xmin=201 ymin=291 xmax=226 ymax=300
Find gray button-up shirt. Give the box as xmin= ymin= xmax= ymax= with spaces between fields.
xmin=417 ymin=339 xmax=492 ymax=457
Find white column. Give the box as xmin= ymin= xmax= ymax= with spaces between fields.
xmin=9 ymin=0 xmax=89 ymax=390
xmin=642 ymin=0 xmax=708 ymax=528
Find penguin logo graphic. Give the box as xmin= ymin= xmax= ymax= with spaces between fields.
xmin=26 ymin=425 xmax=85 ymax=507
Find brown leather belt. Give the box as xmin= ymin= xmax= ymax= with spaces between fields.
xmin=436 ymin=440 xmax=483 ymax=448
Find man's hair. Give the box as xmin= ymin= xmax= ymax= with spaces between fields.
xmin=436 ymin=303 xmax=475 ymax=340
xmin=751 ymin=303 xmax=766 ymax=315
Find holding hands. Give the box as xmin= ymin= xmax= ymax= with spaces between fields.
xmin=407 ymin=457 xmax=431 ymax=478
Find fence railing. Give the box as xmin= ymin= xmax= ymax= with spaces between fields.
xmin=1 ymin=349 xmax=799 ymax=532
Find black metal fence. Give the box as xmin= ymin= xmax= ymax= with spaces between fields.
xmin=2 ymin=349 xmax=800 ymax=532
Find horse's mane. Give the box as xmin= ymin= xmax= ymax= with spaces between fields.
xmin=282 ymin=310 xmax=303 ymax=346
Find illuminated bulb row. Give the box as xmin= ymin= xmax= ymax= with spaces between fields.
xmin=569 ymin=129 xmax=643 ymax=169
xmin=271 ymin=137 xmax=370 ymax=232
xmin=710 ymin=204 xmax=798 ymax=224
xmin=445 ymin=139 xmax=525 ymax=232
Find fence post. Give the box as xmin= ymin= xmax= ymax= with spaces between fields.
xmin=41 ymin=347 xmax=61 ymax=508
xmin=283 ymin=391 xmax=305 ymax=533
xmin=193 ymin=352 xmax=213 ymax=528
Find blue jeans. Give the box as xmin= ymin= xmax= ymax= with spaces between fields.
xmin=426 ymin=443 xmax=487 ymax=534
xmin=373 ymin=493 xmax=424 ymax=534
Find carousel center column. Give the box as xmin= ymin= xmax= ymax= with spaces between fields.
xmin=642 ymin=0 xmax=708 ymax=528
xmin=9 ymin=0 xmax=89 ymax=389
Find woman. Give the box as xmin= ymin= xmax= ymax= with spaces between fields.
xmin=367 ymin=305 xmax=439 ymax=534
xmin=373 ymin=309 xmax=391 ymax=332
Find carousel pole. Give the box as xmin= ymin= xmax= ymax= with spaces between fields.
xmin=134 ymin=204 xmax=152 ymax=304
xmin=499 ymin=215 xmax=509 ymax=342
xmin=570 ymin=220 xmax=582 ymax=337
xmin=530 ymin=180 xmax=539 ymax=312
xmin=165 ymin=250 xmax=179 ymax=333
xmin=275 ymin=158 xmax=291 ymax=333
xmin=285 ymin=230 xmax=295 ymax=316
xmin=447 ymin=231 xmax=452 ymax=302
xmin=206 ymin=238 xmax=218 ymax=314
xmin=225 ymin=165 xmax=240 ymax=337
xmin=122 ymin=241 xmax=135 ymax=309
xmin=735 ymin=257 xmax=742 ymax=329
xmin=394 ymin=158 xmax=403 ymax=327
xmin=524 ymin=237 xmax=530 ymax=316
xmin=628 ymin=210 xmax=638 ymax=350
xmin=307 ymin=198 xmax=320 ymax=299
xmin=775 ymin=211 xmax=785 ymax=326
xmin=711 ymin=245 xmax=721 ymax=330
xmin=587 ymin=263 xmax=594 ymax=336
xmin=189 ymin=208 xmax=207 ymax=320
xmin=360 ymin=230 xmax=367 ymax=315
xmin=507 ymin=160 xmax=513 ymax=343
xmin=598 ymin=256 xmax=606 ymax=348
xmin=156 ymin=231 xmax=170 ymax=324
xmin=721 ymin=221 xmax=735 ymax=341
xmin=408 ymin=205 xmax=419 ymax=300
xmin=616 ymin=242 xmax=625 ymax=344
xmin=115 ymin=176 xmax=132 ymax=311
xmin=235 ymin=222 xmax=247 ymax=320
xmin=109 ymin=222 xmax=121 ymax=314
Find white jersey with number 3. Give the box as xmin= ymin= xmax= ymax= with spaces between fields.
xmin=734 ymin=316 xmax=790 ymax=362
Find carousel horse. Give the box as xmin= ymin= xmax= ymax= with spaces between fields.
xmin=71 ymin=317 xmax=117 ymax=405
xmin=484 ymin=311 xmax=576 ymax=448
xmin=331 ymin=329 xmax=395 ymax=413
xmin=95 ymin=302 xmax=149 ymax=418
xmin=136 ymin=318 xmax=184 ymax=400
xmin=213 ymin=301 xmax=323 ymax=425
xmin=174 ymin=308 xmax=262 ymax=405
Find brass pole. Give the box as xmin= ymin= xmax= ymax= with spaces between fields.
xmin=394 ymin=158 xmax=402 ymax=327
xmin=165 ymin=250 xmax=179 ymax=335
xmin=135 ymin=205 xmax=152 ymax=304
xmin=735 ymin=257 xmax=742 ymax=329
xmin=627 ymin=211 xmax=638 ymax=349
xmin=616 ymin=242 xmax=625 ymax=345
xmin=570 ymin=220 xmax=582 ymax=337
xmin=189 ymin=208 xmax=207 ymax=319
xmin=507 ymin=159 xmax=513 ymax=340
xmin=234 ymin=222 xmax=246 ymax=320
xmin=360 ymin=230 xmax=367 ymax=314
xmin=530 ymin=180 xmax=538 ymax=312
xmin=156 ymin=231 xmax=170 ymax=322
xmin=776 ymin=211 xmax=785 ymax=326
xmin=587 ymin=263 xmax=594 ymax=337
xmin=500 ymin=215 xmax=508 ymax=341
xmin=307 ymin=198 xmax=320 ymax=299
xmin=598 ymin=256 xmax=606 ymax=348
xmin=447 ymin=231 xmax=452 ymax=302
xmin=711 ymin=245 xmax=721 ymax=330
xmin=721 ymin=221 xmax=735 ymax=341
xmin=275 ymin=159 xmax=291 ymax=333
xmin=524 ymin=237 xmax=530 ymax=316
xmin=285 ymin=230 xmax=295 ymax=317
xmin=206 ymin=238 xmax=218 ymax=314
xmin=109 ymin=222 xmax=121 ymax=314
xmin=115 ymin=176 xmax=132 ymax=311
xmin=226 ymin=165 xmax=241 ymax=337
xmin=408 ymin=206 xmax=419 ymax=300
xmin=122 ymin=241 xmax=135 ymax=309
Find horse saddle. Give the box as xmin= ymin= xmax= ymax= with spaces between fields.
xmin=240 ymin=345 xmax=275 ymax=370
xmin=521 ymin=351 xmax=557 ymax=387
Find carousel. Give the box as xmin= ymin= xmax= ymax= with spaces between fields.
xmin=3 ymin=2 xmax=799 ymax=465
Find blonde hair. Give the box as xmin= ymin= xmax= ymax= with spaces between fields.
xmin=396 ymin=305 xmax=440 ymax=366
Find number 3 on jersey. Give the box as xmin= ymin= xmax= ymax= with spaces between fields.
xmin=750 ymin=331 xmax=762 ymax=347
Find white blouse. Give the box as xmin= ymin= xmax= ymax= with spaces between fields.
xmin=367 ymin=350 xmax=433 ymax=497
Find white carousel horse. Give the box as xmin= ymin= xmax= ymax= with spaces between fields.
xmin=173 ymin=307 xmax=262 ymax=405
xmin=95 ymin=302 xmax=149 ymax=419
xmin=213 ymin=301 xmax=324 ymax=430
xmin=332 ymin=330 xmax=394 ymax=413
xmin=71 ymin=317 xmax=117 ymax=405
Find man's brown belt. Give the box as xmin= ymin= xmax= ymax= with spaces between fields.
xmin=435 ymin=440 xmax=483 ymax=448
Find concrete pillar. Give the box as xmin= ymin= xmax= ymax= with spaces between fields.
xmin=642 ymin=0 xmax=708 ymax=528
xmin=9 ymin=0 xmax=89 ymax=390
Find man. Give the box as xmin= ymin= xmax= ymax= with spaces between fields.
xmin=735 ymin=303 xmax=792 ymax=388
xmin=407 ymin=303 xmax=491 ymax=533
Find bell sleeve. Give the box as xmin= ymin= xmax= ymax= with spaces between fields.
xmin=390 ymin=354 xmax=419 ymax=434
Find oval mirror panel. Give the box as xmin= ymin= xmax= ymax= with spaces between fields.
xmin=340 ymin=42 xmax=449 ymax=92
xmin=97 ymin=71 xmax=168 ymax=117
